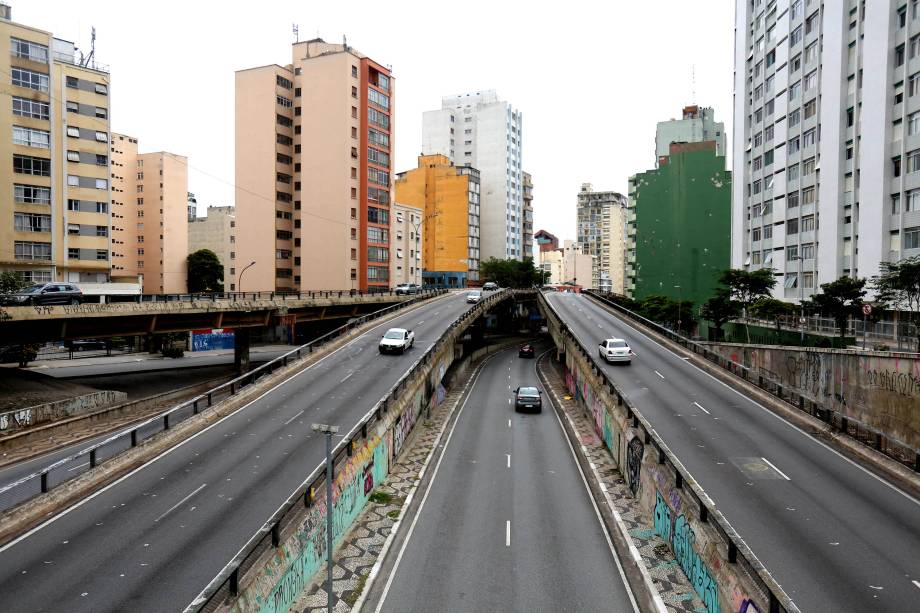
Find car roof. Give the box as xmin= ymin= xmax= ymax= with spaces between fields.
xmin=604 ymin=338 xmax=628 ymax=343
xmin=518 ymin=386 xmax=539 ymax=393
xmin=386 ymin=327 xmax=408 ymax=333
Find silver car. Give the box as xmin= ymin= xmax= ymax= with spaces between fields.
xmin=466 ymin=290 xmax=482 ymax=304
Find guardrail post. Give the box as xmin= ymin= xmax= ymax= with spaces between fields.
xmin=768 ymin=594 xmax=780 ymax=613
xmin=675 ymin=472 xmax=683 ymax=489
xmin=699 ymin=503 xmax=708 ymax=523
xmin=799 ymin=395 xmax=805 ymax=411
xmin=164 ymin=414 xmax=170 ymax=430
xmin=231 ymin=381 xmax=236 ymax=395
xmin=728 ymin=541 xmax=738 ymax=563
xmin=193 ymin=400 xmax=199 ymax=415
xmin=207 ymin=392 xmax=213 ymax=407
xmin=90 ymin=449 xmax=97 ymax=468
xmin=230 ymin=568 xmax=239 ymax=596
xmin=41 ymin=472 xmax=48 ymax=492
xmin=658 ymin=447 xmax=665 ymax=464
xmin=271 ymin=522 xmax=281 ymax=546
xmin=131 ymin=429 xmax=138 ymax=447
xmin=347 ymin=441 xmax=354 ymax=457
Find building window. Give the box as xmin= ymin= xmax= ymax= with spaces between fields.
xmin=892 ymin=193 xmax=902 ymax=214
xmin=94 ymin=83 xmax=107 ymax=95
xmin=803 ymin=99 xmax=817 ymax=119
xmin=368 ymin=87 xmax=390 ymax=109
xmin=802 ymin=186 xmax=816 ymax=204
xmin=908 ymin=189 xmax=920 ymax=212
xmin=789 ymin=109 xmax=801 ymax=127
xmin=11 ymin=67 xmax=49 ymax=92
xmin=367 ymin=226 xmax=389 ymax=243
xmin=68 ymin=247 xmax=79 ymax=260
xmin=14 ymin=184 xmax=51 ymax=204
xmin=802 ymin=129 xmax=816 ymax=147
xmin=787 ymin=218 xmax=799 ymax=235
xmin=788 ymin=137 xmax=800 ymax=154
xmin=905 ymin=227 xmax=920 ymax=250
xmin=12 ymin=96 xmax=49 ymax=120
xmin=909 ymin=149 xmax=920 ymax=173
xmin=14 ymin=241 xmax=51 ymax=260
xmin=788 ymin=164 xmax=799 ymax=181
xmin=13 ymin=213 xmax=51 ymax=232
xmin=801 ymin=215 xmax=815 ymax=232
xmin=276 ymin=95 xmax=292 ymax=108
xmin=13 ymin=154 xmax=50 ymax=176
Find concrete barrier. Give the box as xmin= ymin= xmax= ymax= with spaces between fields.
xmin=0 ymin=391 xmax=127 ymax=435
xmin=540 ymin=293 xmax=798 ymax=613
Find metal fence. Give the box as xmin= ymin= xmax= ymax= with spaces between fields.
xmin=0 ymin=290 xmax=447 ymax=514
xmin=185 ymin=289 xmax=513 ymax=612
xmin=99 ymin=289 xmax=436 ymax=303
xmin=540 ymin=292 xmax=798 ymax=613
xmin=585 ymin=290 xmax=920 ymax=472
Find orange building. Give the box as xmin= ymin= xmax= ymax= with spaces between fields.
xmin=395 ymin=154 xmax=480 ymax=287
xmin=235 ymin=39 xmax=393 ymax=292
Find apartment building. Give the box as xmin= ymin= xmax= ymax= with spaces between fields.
xmin=576 ymin=183 xmax=628 ymax=293
xmin=188 ymin=206 xmax=235 ymax=292
xmin=422 ymin=90 xmax=524 ymax=261
xmin=656 ymin=105 xmax=726 ymax=159
xmin=733 ymin=0 xmax=920 ymax=301
xmin=0 ymin=5 xmax=112 ymax=285
xmin=535 ymin=229 xmax=559 ymax=283
xmin=236 ymin=39 xmax=393 ymax=292
xmin=389 ymin=202 xmax=423 ymax=287
xmin=522 ymin=172 xmax=534 ymax=259
xmin=110 ymin=134 xmax=188 ymax=294
xmin=395 ymin=154 xmax=481 ymax=288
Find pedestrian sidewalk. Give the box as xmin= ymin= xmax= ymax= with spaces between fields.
xmin=3 ymin=344 xmax=291 ymax=371
xmin=538 ymin=356 xmax=707 ymax=613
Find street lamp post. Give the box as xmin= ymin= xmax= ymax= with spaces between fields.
xmin=794 ymin=255 xmax=805 ymax=346
xmin=238 ymin=260 xmax=256 ymax=296
xmin=312 ymin=422 xmax=340 ymax=613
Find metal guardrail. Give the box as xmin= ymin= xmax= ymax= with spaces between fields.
xmin=0 ymin=290 xmax=447 ymax=513
xmin=184 ymin=289 xmax=514 ymax=612
xmin=583 ymin=290 xmax=920 ymax=472
xmin=109 ymin=289 xmax=434 ymax=303
xmin=540 ymin=291 xmax=798 ymax=613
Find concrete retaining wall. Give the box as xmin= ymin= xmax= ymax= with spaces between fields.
xmin=704 ymin=343 xmax=920 ymax=452
xmin=0 ymin=390 xmax=127 ymax=435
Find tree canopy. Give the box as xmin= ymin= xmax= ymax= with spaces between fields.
xmin=0 ymin=271 xmax=28 ymax=294
xmin=479 ymin=258 xmax=542 ymax=289
xmin=808 ymin=276 xmax=866 ymax=338
xmin=872 ymin=255 xmax=920 ymax=350
xmin=701 ymin=289 xmax=742 ymax=336
xmin=187 ymin=249 xmax=224 ymax=293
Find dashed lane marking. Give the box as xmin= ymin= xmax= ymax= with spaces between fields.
xmin=761 ymin=457 xmax=791 ymax=481
xmin=154 ymin=483 xmax=207 ymax=523
xmin=654 ymin=370 xmax=665 ymax=379
xmin=693 ymin=402 xmax=710 ymax=415
xmin=283 ymin=409 xmax=305 ymax=425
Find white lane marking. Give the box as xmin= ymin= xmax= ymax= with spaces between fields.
xmin=0 ymin=293 xmax=459 ymax=556
xmin=506 ymin=454 xmax=511 ymax=468
xmin=340 ymin=372 xmax=353 ymax=383
xmin=154 ymin=483 xmax=207 ymax=523
xmin=681 ymin=357 xmax=690 ymax=360
xmin=912 ymin=580 xmax=920 ymax=590
xmin=761 ymin=457 xmax=791 ymax=481
xmin=508 ymin=398 xmax=511 ymax=405
xmin=506 ymin=520 xmax=511 ymax=547
xmin=67 ymin=462 xmax=90 ymax=472
xmin=508 ymin=419 xmax=511 ymax=428
xmin=654 ymin=370 xmax=665 ymax=379
xmin=417 ymin=321 xmax=424 ymax=325
xmin=283 ymin=409 xmax=305 ymax=426
xmin=693 ymin=402 xmax=711 ymax=415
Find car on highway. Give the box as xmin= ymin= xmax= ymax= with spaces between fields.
xmin=518 ymin=343 xmax=535 ymax=358
xmin=394 ymin=283 xmax=420 ymax=295
xmin=598 ymin=338 xmax=632 ymax=364
xmin=482 ymin=281 xmax=498 ymax=291
xmin=0 ymin=283 xmax=83 ymax=306
xmin=379 ymin=327 xmax=415 ymax=354
xmin=513 ymin=386 xmax=542 ymax=412
xmin=466 ymin=290 xmax=482 ymax=303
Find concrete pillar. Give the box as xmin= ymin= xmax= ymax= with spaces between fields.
xmin=234 ymin=327 xmax=251 ymax=375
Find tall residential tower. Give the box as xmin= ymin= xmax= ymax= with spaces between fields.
xmin=577 ymin=184 xmax=628 ymax=293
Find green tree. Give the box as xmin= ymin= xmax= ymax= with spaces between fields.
xmin=749 ymin=297 xmax=797 ymax=334
xmin=701 ymin=289 xmax=742 ymax=340
xmin=0 ymin=271 xmax=28 ymax=294
xmin=479 ymin=257 xmax=541 ymax=289
xmin=872 ymin=255 xmax=920 ymax=351
xmin=187 ymin=249 xmax=224 ymax=293
xmin=808 ymin=276 xmax=866 ymax=338
xmin=718 ymin=268 xmax=776 ymax=342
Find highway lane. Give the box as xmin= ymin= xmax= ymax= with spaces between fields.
xmin=375 ymin=345 xmax=636 ymax=613
xmin=548 ymin=292 xmax=920 ymax=612
xmin=0 ymin=291 xmax=478 ymax=613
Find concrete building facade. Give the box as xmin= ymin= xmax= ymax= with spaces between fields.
xmin=0 ymin=6 xmax=113 ymax=286
xmin=395 ymin=154 xmax=481 ymax=288
xmin=522 ymin=172 xmax=533 ymax=259
xmin=656 ymin=105 xmax=726 ymax=159
xmin=422 ymin=90 xmax=524 ymax=261
xmin=236 ymin=39 xmax=393 ymax=292
xmin=733 ymin=0 xmax=920 ymax=301
xmin=627 ymin=141 xmax=731 ymax=307
xmin=577 ymin=183 xmax=628 ymax=293
xmin=561 ymin=240 xmax=594 ymax=287
xmin=188 ymin=205 xmax=235 ymax=292
xmin=389 ymin=202 xmax=423 ymax=287
xmin=110 ymin=134 xmax=188 ymax=294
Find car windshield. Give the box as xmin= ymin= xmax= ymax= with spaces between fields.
xmin=19 ymin=285 xmax=45 ymax=295
xmin=384 ymin=330 xmax=405 ymax=339
xmin=611 ymin=341 xmax=628 ymax=348
xmin=518 ymin=387 xmax=539 ymax=396
xmin=468 ymin=291 xmax=481 ymax=296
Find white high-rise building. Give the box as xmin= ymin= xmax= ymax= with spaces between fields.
xmin=656 ymin=105 xmax=725 ymax=160
xmin=422 ymin=90 xmax=524 ymax=261
xmin=734 ymin=0 xmax=920 ymax=302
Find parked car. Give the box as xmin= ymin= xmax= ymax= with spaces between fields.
xmin=394 ymin=283 xmax=420 ymax=295
xmin=518 ymin=343 xmax=535 ymax=358
xmin=379 ymin=327 xmax=415 ymax=354
xmin=598 ymin=338 xmax=632 ymax=364
xmin=65 ymin=339 xmax=108 ymax=351
xmin=513 ymin=386 xmax=542 ymax=413
xmin=0 ymin=283 xmax=83 ymax=306
xmin=482 ymin=281 xmax=498 ymax=291
xmin=466 ymin=290 xmax=482 ymax=304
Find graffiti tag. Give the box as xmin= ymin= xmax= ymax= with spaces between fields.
xmin=626 ymin=437 xmax=644 ymax=495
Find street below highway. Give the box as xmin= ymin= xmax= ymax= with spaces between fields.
xmin=548 ymin=292 xmax=920 ymax=612
xmin=374 ymin=345 xmax=636 ymax=612
xmin=0 ymin=291 xmax=477 ymax=613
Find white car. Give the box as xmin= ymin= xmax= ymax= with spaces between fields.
xmin=598 ymin=338 xmax=632 ymax=364
xmin=379 ymin=328 xmax=415 ymax=354
xmin=466 ymin=290 xmax=482 ymax=304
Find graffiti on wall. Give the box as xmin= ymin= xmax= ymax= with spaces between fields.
xmin=653 ymin=490 xmax=721 ymax=613
xmin=865 ymin=369 xmax=920 ymax=397
xmin=393 ymin=391 xmax=423 ymax=459
xmin=0 ymin=409 xmax=33 ymax=431
xmin=626 ymin=437 xmax=644 ymax=495
xmin=591 ymin=396 xmax=616 ymax=457
xmin=737 ymin=598 xmax=761 ymax=613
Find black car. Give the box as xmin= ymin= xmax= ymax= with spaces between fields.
xmin=0 ymin=283 xmax=83 ymax=306
xmin=518 ymin=344 xmax=535 ymax=358
xmin=514 ymin=386 xmax=542 ymax=413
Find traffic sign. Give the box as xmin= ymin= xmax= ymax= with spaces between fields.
xmin=862 ymin=304 xmax=872 ymax=316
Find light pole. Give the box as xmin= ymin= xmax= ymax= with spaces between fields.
xmin=312 ymin=422 xmax=339 ymax=613
xmin=238 ymin=260 xmax=256 ymax=295
xmin=793 ymin=255 xmax=805 ymax=345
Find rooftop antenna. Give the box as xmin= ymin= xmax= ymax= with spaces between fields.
xmin=691 ymin=64 xmax=696 ymax=104
xmin=293 ymin=23 xmax=299 ymax=43
xmin=343 ymin=34 xmax=348 ymax=51
xmin=82 ymin=26 xmax=96 ymax=68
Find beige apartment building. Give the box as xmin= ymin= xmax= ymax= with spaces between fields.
xmin=110 ymin=133 xmax=188 ymax=294
xmin=0 ymin=5 xmax=113 ymax=285
xmin=236 ymin=38 xmax=394 ymax=292
xmin=389 ymin=202 xmax=423 ymax=287
xmin=188 ymin=205 xmax=235 ymax=291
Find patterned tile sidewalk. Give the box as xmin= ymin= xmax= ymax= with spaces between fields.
xmin=538 ymin=355 xmax=708 ymax=613
xmin=290 ymin=370 xmax=470 ymax=612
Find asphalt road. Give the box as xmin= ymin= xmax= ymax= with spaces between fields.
xmin=375 ymin=345 xmax=636 ymax=613
xmin=0 ymin=292 xmax=476 ymax=613
xmin=548 ymin=292 xmax=920 ymax=612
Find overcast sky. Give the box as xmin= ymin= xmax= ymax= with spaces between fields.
xmin=18 ymin=0 xmax=735 ymax=248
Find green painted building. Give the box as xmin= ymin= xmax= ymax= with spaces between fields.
xmin=626 ymin=141 xmax=731 ymax=308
